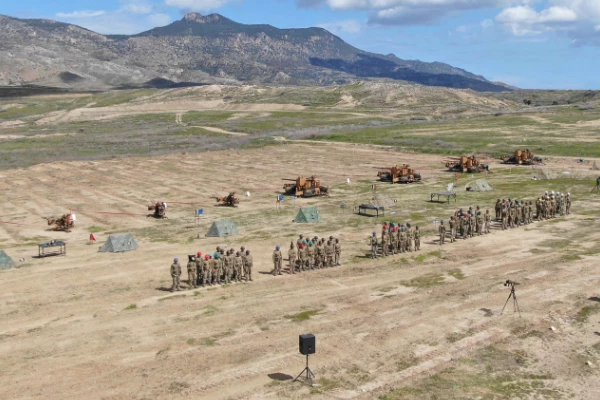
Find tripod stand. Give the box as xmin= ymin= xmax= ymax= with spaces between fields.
xmin=500 ymin=282 xmax=521 ymax=317
xmin=293 ymin=355 xmax=315 ymax=384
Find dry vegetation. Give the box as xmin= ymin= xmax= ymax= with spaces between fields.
xmin=1 ymin=83 xmax=599 ymax=399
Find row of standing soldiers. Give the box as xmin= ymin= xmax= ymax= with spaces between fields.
xmin=170 ymin=246 xmax=254 ymax=291
xmin=493 ymin=192 xmax=571 ymax=230
xmin=369 ymin=222 xmax=421 ymax=258
xmin=272 ymin=235 xmax=342 ymax=275
xmin=439 ymin=207 xmax=492 ymax=244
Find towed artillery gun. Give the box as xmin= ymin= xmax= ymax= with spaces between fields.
xmin=148 ymin=201 xmax=167 ymax=219
xmin=213 ymin=192 xmax=239 ymax=207
xmin=44 ymin=213 xmax=75 ymax=232
xmin=282 ymin=176 xmax=328 ymax=198
xmin=443 ymin=155 xmax=489 ymax=173
xmin=501 ymin=149 xmax=543 ymax=165
xmin=377 ymin=164 xmax=422 ymax=184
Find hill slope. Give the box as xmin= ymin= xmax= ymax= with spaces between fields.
xmin=0 ymin=13 xmax=510 ymax=92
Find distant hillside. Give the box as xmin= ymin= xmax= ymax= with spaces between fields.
xmin=0 ymin=12 xmax=511 ymax=92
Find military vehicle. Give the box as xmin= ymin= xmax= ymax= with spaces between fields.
xmin=282 ymin=176 xmax=328 ymax=197
xmin=444 ymin=155 xmax=489 ymax=173
xmin=377 ymin=164 xmax=422 ymax=184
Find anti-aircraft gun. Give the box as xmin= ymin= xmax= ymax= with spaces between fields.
xmin=147 ymin=201 xmax=167 ymax=219
xmin=44 ymin=213 xmax=75 ymax=232
xmin=282 ymin=176 xmax=329 ymax=198
xmin=213 ymin=192 xmax=239 ymax=207
xmin=500 ymin=149 xmax=543 ymax=165
xmin=443 ymin=155 xmax=489 ymax=173
xmin=376 ymin=164 xmax=422 ymax=184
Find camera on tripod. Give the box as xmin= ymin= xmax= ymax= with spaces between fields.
xmin=504 ymin=279 xmax=518 ymax=287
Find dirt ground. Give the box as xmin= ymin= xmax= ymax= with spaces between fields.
xmin=1 ymin=143 xmax=600 ymax=399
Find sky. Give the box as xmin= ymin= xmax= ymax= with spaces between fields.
xmin=2 ymin=0 xmax=600 ymax=89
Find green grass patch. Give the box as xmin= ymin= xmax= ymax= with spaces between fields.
xmin=203 ymin=305 xmax=219 ymax=316
xmin=447 ymin=268 xmax=466 ymax=280
xmin=401 ymin=273 xmax=445 ymax=288
xmin=124 ymin=304 xmax=137 ymax=310
xmin=413 ymin=251 xmax=440 ymax=263
xmin=284 ymin=309 xmax=320 ymax=322
xmin=576 ymin=304 xmax=600 ymax=323
xmin=446 ymin=329 xmax=476 ymax=343
xmin=310 ymin=377 xmax=341 ymax=394
xmin=87 ymin=226 xmax=105 ymax=233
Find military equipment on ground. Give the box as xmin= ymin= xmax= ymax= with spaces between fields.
xmin=213 ymin=192 xmax=239 ymax=207
xmin=282 ymin=176 xmax=328 ymax=197
xmin=148 ymin=201 xmax=167 ymax=218
xmin=44 ymin=213 xmax=74 ymax=232
xmin=443 ymin=155 xmax=489 ymax=173
xmin=500 ymin=149 xmax=543 ymax=165
xmin=376 ymin=164 xmax=422 ymax=184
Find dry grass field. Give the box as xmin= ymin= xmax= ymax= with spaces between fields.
xmin=1 ymin=84 xmax=600 ymax=399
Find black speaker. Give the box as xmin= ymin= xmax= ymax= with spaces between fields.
xmin=299 ymin=334 xmax=315 ymax=355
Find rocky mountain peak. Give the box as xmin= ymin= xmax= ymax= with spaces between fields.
xmin=183 ymin=12 xmax=223 ymax=24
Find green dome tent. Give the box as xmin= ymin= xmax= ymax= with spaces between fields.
xmin=294 ymin=206 xmax=323 ymax=223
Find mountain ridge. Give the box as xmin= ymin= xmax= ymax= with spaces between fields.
xmin=0 ymin=12 xmax=511 ymax=92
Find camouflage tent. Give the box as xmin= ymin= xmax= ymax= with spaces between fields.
xmin=206 ymin=220 xmax=239 ymax=237
xmin=294 ymin=206 xmax=323 ymax=223
xmin=0 ymin=250 xmax=15 ymax=270
xmin=99 ymin=233 xmax=139 ymax=253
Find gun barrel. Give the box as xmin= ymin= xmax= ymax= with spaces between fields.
xmin=281 ymin=178 xmax=297 ymax=181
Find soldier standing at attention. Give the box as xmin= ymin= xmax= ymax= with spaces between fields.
xmin=202 ymin=254 xmax=211 ymax=286
xmin=307 ymin=241 xmax=316 ymax=270
xmin=297 ymin=235 xmax=304 ymax=248
xmin=288 ymin=242 xmax=297 ymax=274
xmin=316 ymin=240 xmax=324 ymax=269
xmin=187 ymin=256 xmax=198 ymax=289
xmin=195 ymin=252 xmax=204 ymax=287
xmin=381 ymin=229 xmax=389 ymax=256
xmin=234 ymin=252 xmax=243 ymax=282
xmin=170 ymin=258 xmax=182 ymax=292
xmin=439 ymin=220 xmax=446 ymax=245
xmin=244 ymin=250 xmax=253 ymax=281
xmin=414 ymin=226 xmax=421 ymax=251
xmin=370 ymin=232 xmax=378 ymax=259
xmin=325 ymin=239 xmax=335 ymax=267
xmin=334 ymin=238 xmax=342 ymax=266
xmin=273 ymin=245 xmax=283 ymax=276
xmin=390 ymin=226 xmax=398 ymax=254
xmin=449 ymin=216 xmax=456 ymax=243
xmin=223 ymin=250 xmax=232 ymax=284
xmin=495 ymin=199 xmax=502 ymax=221
xmin=476 ymin=211 xmax=484 ymax=235
xmin=406 ymin=223 xmax=414 ymax=252
xmin=566 ymin=193 xmax=571 ymax=215
xmin=398 ymin=225 xmax=406 ymax=253
xmin=484 ymin=209 xmax=491 ymax=234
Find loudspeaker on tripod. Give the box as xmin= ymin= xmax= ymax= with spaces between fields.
xmin=299 ymin=334 xmax=315 ymax=355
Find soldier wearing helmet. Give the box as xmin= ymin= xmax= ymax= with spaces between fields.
xmin=233 ymin=251 xmax=243 ymax=282
xmin=170 ymin=257 xmax=182 ymax=292
xmin=334 ymin=238 xmax=342 ymax=266
xmin=187 ymin=254 xmax=198 ymax=289
xmin=414 ymin=226 xmax=421 ymax=251
xmin=288 ymin=242 xmax=297 ymax=274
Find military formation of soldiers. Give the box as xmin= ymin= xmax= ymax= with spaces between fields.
xmin=369 ymin=222 xmax=421 ymax=259
xmin=275 ymin=234 xmax=342 ymax=275
xmin=439 ymin=206 xmax=492 ymax=243
xmin=437 ymin=191 xmax=573 ymax=243
xmin=170 ymin=246 xmax=254 ymax=291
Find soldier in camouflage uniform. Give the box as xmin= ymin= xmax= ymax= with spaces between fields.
xmin=439 ymin=220 xmax=446 ymax=244
xmin=334 ymin=238 xmax=342 ymax=266
xmin=476 ymin=211 xmax=484 ymax=235
xmin=244 ymin=250 xmax=253 ymax=281
xmin=566 ymin=193 xmax=571 ymax=215
xmin=222 ymin=250 xmax=232 ymax=284
xmin=326 ymin=239 xmax=335 ymax=267
xmin=370 ymin=232 xmax=378 ymax=259
xmin=170 ymin=258 xmax=182 ymax=292
xmin=187 ymin=255 xmax=198 ymax=289
xmin=449 ymin=215 xmax=456 ymax=243
xmin=288 ymin=242 xmax=297 ymax=274
xmin=406 ymin=223 xmax=414 ymax=252
xmin=398 ymin=225 xmax=406 ymax=253
xmin=390 ymin=226 xmax=399 ymax=254
xmin=213 ymin=253 xmax=223 ymax=285
xmin=315 ymin=240 xmax=324 ymax=269
xmin=307 ymin=241 xmax=316 ymax=270
xmin=232 ymin=252 xmax=242 ymax=282
xmin=298 ymin=244 xmax=307 ymax=271
xmin=381 ymin=230 xmax=390 ymax=256
xmin=195 ymin=252 xmax=204 ymax=286
xmin=414 ymin=226 xmax=421 ymax=251
xmin=495 ymin=199 xmax=502 ymax=221
xmin=272 ymin=245 xmax=283 ymax=276
xmin=484 ymin=209 xmax=491 ymax=234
